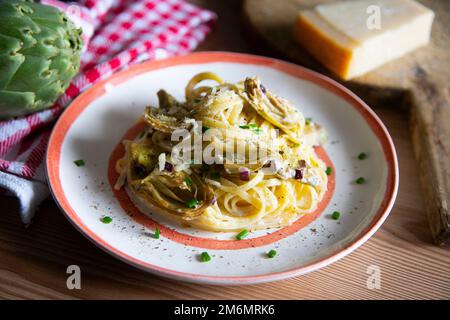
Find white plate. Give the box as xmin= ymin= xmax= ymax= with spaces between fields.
xmin=46 ymin=52 xmax=398 ymax=285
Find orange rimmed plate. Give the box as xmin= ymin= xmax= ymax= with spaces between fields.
xmin=46 ymin=52 xmax=398 ymax=285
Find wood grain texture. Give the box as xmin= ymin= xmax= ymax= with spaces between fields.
xmin=0 ymin=0 xmax=449 ymax=300
xmin=1 ymin=107 xmax=449 ymax=299
xmin=243 ymin=0 xmax=450 ymax=245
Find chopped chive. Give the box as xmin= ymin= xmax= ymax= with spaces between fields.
xmin=356 ymin=177 xmax=366 ymax=184
xmin=326 ymin=167 xmax=332 ymax=176
xmin=293 ymin=143 xmax=300 ymax=148
xmin=358 ymin=152 xmax=367 ymax=160
xmin=100 ymin=216 xmax=112 ymax=224
xmin=236 ymin=229 xmax=249 ymax=240
xmin=193 ymin=98 xmax=201 ymax=103
xmin=267 ymin=249 xmax=277 ymax=258
xmin=184 ymin=176 xmax=192 ymax=186
xmin=186 ymin=198 xmax=199 ymax=208
xmin=139 ymin=130 xmax=146 ymax=138
xmin=154 ymin=225 xmax=160 ymax=239
xmin=202 ymin=126 xmax=210 ymax=133
xmin=211 ymin=171 xmax=220 ymax=180
xmin=331 ymin=211 xmax=340 ymax=220
xmin=239 ymin=124 xmax=261 ymax=134
xmin=305 ymin=118 xmax=312 ymax=125
xmin=74 ymin=159 xmax=85 ymax=167
xmin=200 ymin=251 xmax=211 ymax=262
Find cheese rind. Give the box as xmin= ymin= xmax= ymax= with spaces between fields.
xmin=294 ymin=0 xmax=435 ymax=80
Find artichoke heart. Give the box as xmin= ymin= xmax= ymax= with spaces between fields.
xmin=128 ymin=141 xmax=159 ymax=180
xmin=157 ymin=89 xmax=191 ymax=117
xmin=132 ymin=170 xmax=215 ymax=220
xmin=0 ymin=0 xmax=83 ymax=118
xmin=144 ymin=107 xmax=190 ymax=133
xmin=244 ymin=77 xmax=302 ymax=140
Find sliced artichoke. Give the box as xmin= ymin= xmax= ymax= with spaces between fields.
xmin=144 ymin=107 xmax=189 ymax=133
xmin=157 ymin=89 xmax=191 ymax=117
xmin=127 ymin=141 xmax=159 ymax=180
xmin=157 ymin=90 xmax=180 ymax=110
xmin=151 ymin=130 xmax=179 ymax=152
xmin=244 ymin=77 xmax=302 ymax=141
xmin=132 ymin=170 xmax=215 ymax=220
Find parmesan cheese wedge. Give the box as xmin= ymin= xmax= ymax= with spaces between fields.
xmin=294 ymin=0 xmax=434 ymax=80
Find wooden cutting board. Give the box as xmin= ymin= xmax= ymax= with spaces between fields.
xmin=243 ymin=0 xmax=450 ymax=245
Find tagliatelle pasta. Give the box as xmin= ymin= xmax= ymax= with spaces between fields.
xmin=115 ymin=72 xmax=328 ymax=232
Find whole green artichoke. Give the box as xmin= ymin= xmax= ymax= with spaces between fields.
xmin=0 ymin=0 xmax=82 ymax=118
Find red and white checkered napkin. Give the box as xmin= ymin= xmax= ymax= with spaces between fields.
xmin=0 ymin=0 xmax=216 ymax=223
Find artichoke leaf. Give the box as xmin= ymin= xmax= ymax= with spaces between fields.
xmin=15 ymin=1 xmax=65 ymax=23
xmin=0 ymin=41 xmax=24 ymax=89
xmin=156 ymin=90 xmax=189 ymax=115
xmin=0 ymin=90 xmax=35 ymax=116
xmin=0 ymin=16 xmax=40 ymax=49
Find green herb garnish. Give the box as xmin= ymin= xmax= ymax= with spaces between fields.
xmin=154 ymin=225 xmax=160 ymax=239
xmin=248 ymin=123 xmax=258 ymax=129
xmin=186 ymin=198 xmax=199 ymax=208
xmin=240 ymin=123 xmax=261 ymax=133
xmin=358 ymin=152 xmax=367 ymax=160
xmin=202 ymin=126 xmax=210 ymax=133
xmin=139 ymin=131 xmax=146 ymax=138
xmin=267 ymin=249 xmax=277 ymax=258
xmin=100 ymin=216 xmax=112 ymax=224
xmin=305 ymin=118 xmax=312 ymax=125
xmin=356 ymin=177 xmax=366 ymax=184
xmin=184 ymin=176 xmax=192 ymax=186
xmin=331 ymin=211 xmax=340 ymax=220
xmin=200 ymin=251 xmax=211 ymax=262
xmin=236 ymin=229 xmax=249 ymax=240
xmin=326 ymin=167 xmax=332 ymax=176
xmin=74 ymin=159 xmax=85 ymax=167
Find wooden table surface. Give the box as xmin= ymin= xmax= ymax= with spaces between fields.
xmin=0 ymin=0 xmax=449 ymax=300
